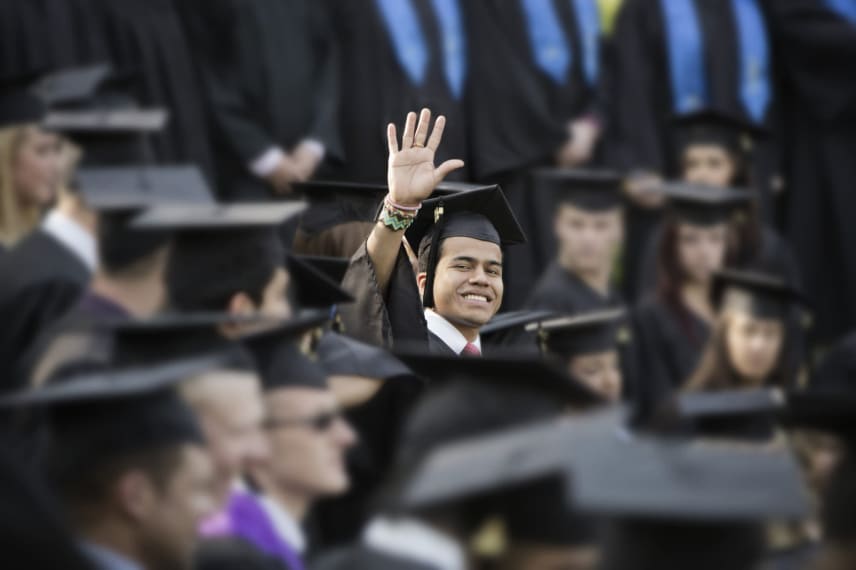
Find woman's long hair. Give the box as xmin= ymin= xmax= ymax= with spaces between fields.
xmin=684 ymin=310 xmax=795 ymax=392
xmin=0 ymin=125 xmax=41 ymax=246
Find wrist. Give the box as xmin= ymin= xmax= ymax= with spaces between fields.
xmin=379 ymin=196 xmax=420 ymax=232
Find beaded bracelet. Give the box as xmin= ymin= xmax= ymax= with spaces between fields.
xmin=379 ymin=197 xmax=420 ymax=231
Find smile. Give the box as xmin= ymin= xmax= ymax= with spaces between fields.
xmin=462 ymin=293 xmax=490 ymax=303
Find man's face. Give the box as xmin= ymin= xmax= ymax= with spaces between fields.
xmin=420 ymin=236 xmax=504 ymax=329
xmin=139 ymin=445 xmax=217 ymax=570
xmin=554 ymin=205 xmax=623 ymax=275
xmin=262 ymin=388 xmax=357 ymax=499
xmin=183 ymin=371 xmax=269 ymax=505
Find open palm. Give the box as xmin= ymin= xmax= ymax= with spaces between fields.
xmin=387 ymin=109 xmax=465 ymax=207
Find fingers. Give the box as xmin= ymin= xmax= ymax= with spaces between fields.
xmin=401 ymin=111 xmax=417 ymax=149
xmin=413 ymin=108 xmax=431 ymax=147
xmin=426 ymin=114 xmax=446 ymax=152
xmin=434 ymin=159 xmax=465 ymax=182
xmin=387 ymin=123 xmax=399 ymax=155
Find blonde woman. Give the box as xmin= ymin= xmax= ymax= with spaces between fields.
xmin=0 ymin=123 xmax=62 ymax=246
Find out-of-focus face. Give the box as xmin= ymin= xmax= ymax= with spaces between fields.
xmin=262 ymin=388 xmax=357 ymax=499
xmin=13 ymin=126 xmax=61 ymax=208
xmin=139 ymin=445 xmax=217 ymax=570
xmin=724 ymin=311 xmax=786 ymax=386
xmin=567 ymin=350 xmax=622 ymax=402
xmin=420 ymin=236 xmax=504 ymax=332
xmin=682 ymin=144 xmax=737 ymax=187
xmin=675 ymin=222 xmax=728 ymax=285
xmin=500 ymin=544 xmax=599 ymax=570
xmin=183 ymin=371 xmax=269 ymax=505
xmin=554 ymin=205 xmax=623 ymax=276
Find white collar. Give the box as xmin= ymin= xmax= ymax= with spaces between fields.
xmin=41 ymin=209 xmax=97 ymax=271
xmin=258 ymin=495 xmax=307 ymax=554
xmin=363 ymin=517 xmax=466 ymax=570
xmin=80 ymin=542 xmax=142 ymax=570
xmin=424 ymin=309 xmax=481 ymax=355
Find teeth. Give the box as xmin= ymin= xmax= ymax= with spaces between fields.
xmin=463 ymin=294 xmax=488 ymax=302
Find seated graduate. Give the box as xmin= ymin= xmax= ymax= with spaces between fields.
xmin=525 ymin=170 xmax=625 ymax=315
xmin=339 ymin=108 xmax=525 ymax=355
xmin=632 ymin=184 xmax=752 ymax=402
xmin=0 ymin=355 xmax=224 ymax=570
xmin=635 ymin=110 xmax=800 ymax=294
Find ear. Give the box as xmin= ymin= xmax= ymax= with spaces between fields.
xmin=114 ymin=470 xmax=158 ymax=523
xmin=416 ymin=272 xmax=427 ymax=298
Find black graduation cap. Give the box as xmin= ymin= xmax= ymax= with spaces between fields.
xmin=293 ymin=180 xmax=388 ymax=234
xmin=676 ymin=388 xmax=785 ymax=420
xmin=711 ymin=269 xmax=805 ymax=320
xmin=285 ymin=254 xmax=354 ymax=309
xmin=405 ymin=186 xmax=526 ymax=308
xmin=479 ymin=309 xmax=558 ymax=338
xmin=658 ymin=182 xmax=754 ymax=226
xmin=292 ymin=255 xmax=350 ymax=285
xmin=75 ymin=165 xmax=214 ymax=212
xmin=241 ymin=312 xmax=332 ymax=391
xmin=0 ymin=73 xmax=47 ymax=128
xmin=132 ymin=202 xmax=307 ymax=231
xmin=33 ymin=63 xmax=112 ymax=107
xmin=532 ymin=168 xmax=625 ymax=212
xmin=395 ymin=352 xmax=602 ymax=406
xmin=317 ymin=332 xmax=418 ymax=382
xmin=673 ymin=108 xmax=769 ymax=156
xmin=779 ymin=389 xmax=856 ymax=442
xmin=526 ymin=309 xmax=626 ymax=359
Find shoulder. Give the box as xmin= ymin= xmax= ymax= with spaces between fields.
xmin=196 ymin=537 xmax=282 ymax=570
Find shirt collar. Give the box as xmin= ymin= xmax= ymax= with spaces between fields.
xmin=363 ymin=517 xmax=466 ymax=570
xmin=80 ymin=542 xmax=143 ymax=570
xmin=424 ymin=309 xmax=481 ymax=355
xmin=41 ymin=209 xmax=97 ymax=271
xmin=258 ymin=495 xmax=307 ymax=554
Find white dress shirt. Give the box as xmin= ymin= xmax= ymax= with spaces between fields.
xmin=424 ymin=309 xmax=482 ymax=355
xmin=41 ymin=209 xmax=97 ymax=271
xmin=363 ymin=517 xmax=466 ymax=570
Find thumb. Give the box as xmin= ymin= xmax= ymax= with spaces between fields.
xmin=434 ymin=159 xmax=465 ymax=182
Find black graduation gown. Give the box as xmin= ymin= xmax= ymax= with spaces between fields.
xmin=463 ymin=0 xmax=604 ymax=309
xmin=312 ymin=545 xmax=439 ymax=570
xmin=182 ymin=0 xmax=341 ymax=200
xmin=325 ymin=0 xmax=469 ymax=183
xmin=605 ymin=0 xmax=783 ymax=301
xmin=0 ymin=230 xmax=91 ymax=393
xmin=427 ymin=332 xmax=459 ymax=356
xmin=90 ymin=0 xmax=215 ymax=179
xmin=633 ymin=298 xmax=711 ymax=403
xmin=195 ymin=537 xmax=287 ymax=570
xmin=762 ymin=0 xmax=856 ymax=342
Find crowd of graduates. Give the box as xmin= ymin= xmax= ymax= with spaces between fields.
xmin=1 ymin=1 xmax=856 ymax=569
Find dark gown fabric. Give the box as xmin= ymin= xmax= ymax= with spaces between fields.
xmin=89 ymin=0 xmax=215 ymax=178
xmin=0 ymin=230 xmax=91 ymax=393
xmin=762 ymin=0 xmax=856 ymax=342
xmin=326 ymin=0 xmax=469 ymax=183
xmin=182 ymin=0 xmax=341 ymax=199
xmin=196 ymin=537 xmax=289 ymax=570
xmin=427 ymin=332 xmax=459 ymax=356
xmin=605 ymin=0 xmax=783 ymax=301
xmin=311 ymin=544 xmax=439 ymax=570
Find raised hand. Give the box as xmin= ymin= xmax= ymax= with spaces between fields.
xmin=386 ymin=108 xmax=465 ymax=207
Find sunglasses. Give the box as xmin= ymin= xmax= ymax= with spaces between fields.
xmin=263 ymin=409 xmax=344 ymax=433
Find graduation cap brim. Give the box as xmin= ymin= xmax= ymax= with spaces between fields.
xmin=672 ymin=109 xmax=769 ymax=154
xmin=526 ymin=309 xmax=627 ymax=357
xmin=317 ymin=332 xmax=420 ymax=383
xmin=711 ymin=269 xmax=806 ymax=319
xmin=131 ymin=202 xmax=308 ymax=231
xmin=291 ymin=255 xmax=350 ymax=285
xmin=677 ymin=388 xmax=785 ymax=420
xmin=74 ymin=165 xmax=214 ymax=212
xmin=480 ymin=310 xmax=559 ymax=337
xmin=532 ymin=168 xmax=625 ymax=212
xmin=0 ymin=72 xmax=47 ymax=127
xmin=34 ymin=64 xmax=112 ymax=107
xmin=658 ymin=182 xmax=754 ymax=226
xmin=394 ymin=352 xmax=603 ymax=406
xmin=285 ymin=254 xmax=354 ymax=308
xmin=43 ymin=108 xmax=168 ymax=133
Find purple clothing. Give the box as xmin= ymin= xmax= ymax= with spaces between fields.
xmin=200 ymin=489 xmax=306 ymax=570
xmin=75 ymin=291 xmax=131 ymax=318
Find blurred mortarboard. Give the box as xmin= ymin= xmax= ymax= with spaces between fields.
xmin=527 ymin=309 xmax=626 ymax=358
xmin=673 ymin=108 xmax=769 ymax=155
xmin=317 ymin=332 xmax=419 ymax=383
xmin=533 ymin=168 xmax=625 ymax=212
xmin=479 ymin=309 xmax=557 ymax=338
xmin=285 ymin=254 xmax=354 ymax=309
xmin=291 ymin=255 xmax=350 ymax=285
xmin=658 ymin=182 xmax=754 ymax=226
xmin=712 ymin=269 xmax=806 ymax=320
xmin=778 ymin=389 xmax=856 ymax=442
xmin=32 ymin=63 xmax=112 ymax=107
xmin=75 ymin=165 xmax=213 ymax=212
xmin=294 ymin=180 xmax=388 ymax=234
xmin=405 ymin=186 xmax=526 ymax=308
xmin=241 ymin=312 xmax=332 ymax=391
xmin=394 ymin=352 xmax=602 ymax=407
xmin=132 ymin=202 xmax=307 ymax=232
xmin=0 ymin=73 xmax=47 ymax=128
xmin=674 ymin=388 xmax=786 ymax=441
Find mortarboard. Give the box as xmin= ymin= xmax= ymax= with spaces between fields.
xmin=527 ymin=309 xmax=626 ymax=359
xmin=533 ymin=168 xmax=625 ymax=212
xmin=132 ymin=202 xmax=307 ymax=231
xmin=33 ymin=64 xmax=113 ymax=107
xmin=712 ymin=269 xmax=806 ymax=320
xmin=241 ymin=313 xmax=332 ymax=391
xmin=658 ymin=182 xmax=754 ymax=226
xmin=405 ymin=186 xmax=526 ymax=308
xmin=292 ymin=255 xmax=350 ymax=285
xmin=317 ymin=332 xmax=419 ymax=383
xmin=479 ymin=310 xmax=557 ymax=354
xmin=672 ymin=108 xmax=769 ymax=156
xmin=294 ymin=180 xmax=388 ymax=234
xmin=0 ymin=73 xmax=47 ymax=128
xmin=285 ymin=254 xmax=354 ymax=309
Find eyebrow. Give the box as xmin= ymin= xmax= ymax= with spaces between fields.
xmin=450 ymin=256 xmax=503 ymax=267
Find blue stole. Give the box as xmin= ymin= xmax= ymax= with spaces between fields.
xmin=521 ymin=0 xmax=572 ymax=84
xmin=373 ymin=0 xmax=466 ymax=98
xmin=825 ymin=0 xmax=856 ymax=25
xmin=571 ymin=0 xmax=601 ymax=86
xmin=660 ymin=0 xmax=771 ymax=122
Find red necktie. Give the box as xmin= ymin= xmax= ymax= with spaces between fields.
xmin=461 ymin=342 xmax=481 ymax=357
